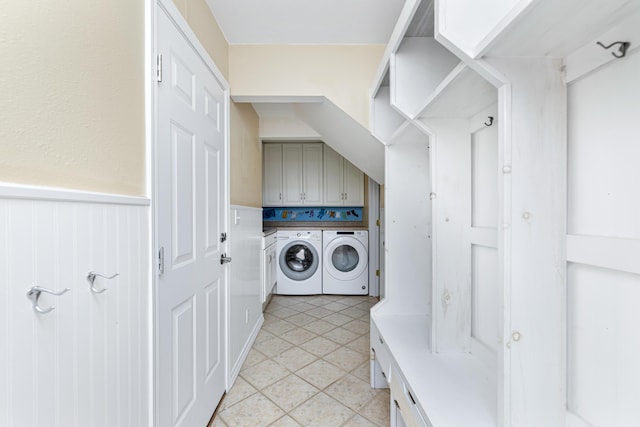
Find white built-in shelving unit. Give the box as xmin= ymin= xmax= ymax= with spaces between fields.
xmin=370 ymin=0 xmax=640 ymax=426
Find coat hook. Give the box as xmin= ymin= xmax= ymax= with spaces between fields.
xmin=484 ymin=116 xmax=494 ymax=126
xmin=87 ymin=271 xmax=119 ymax=294
xmin=596 ymin=41 xmax=630 ymax=58
xmin=26 ymin=286 xmax=71 ymax=314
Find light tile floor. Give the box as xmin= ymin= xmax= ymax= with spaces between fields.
xmin=212 ymin=295 xmax=390 ymax=427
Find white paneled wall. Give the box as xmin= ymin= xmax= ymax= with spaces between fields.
xmin=0 ymin=186 xmax=150 ymax=427
xmin=469 ymin=106 xmax=499 ymax=369
xmin=566 ymin=48 xmax=640 ymax=427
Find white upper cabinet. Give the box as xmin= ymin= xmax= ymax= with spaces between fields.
xmin=323 ymin=145 xmax=343 ymax=205
xmin=343 ymin=160 xmax=364 ymax=206
xmin=323 ymin=145 xmax=364 ymax=206
xmin=301 ymin=143 xmax=323 ymax=205
xmin=281 ymin=144 xmax=304 ymax=205
xmin=282 ymin=143 xmax=323 ymax=206
xmin=262 ymin=143 xmax=283 ymax=206
xmin=263 ymin=142 xmax=364 ymax=207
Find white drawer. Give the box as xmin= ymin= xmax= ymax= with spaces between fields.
xmin=390 ymin=365 xmax=431 ymax=427
xmin=371 ymin=322 xmax=392 ymax=384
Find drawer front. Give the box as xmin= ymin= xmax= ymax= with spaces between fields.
xmin=371 ymin=323 xmax=392 ymax=383
xmin=390 ymin=366 xmax=431 ymax=427
xmin=268 ymin=246 xmax=277 ymax=288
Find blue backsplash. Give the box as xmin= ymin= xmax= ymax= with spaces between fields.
xmin=263 ymin=207 xmax=363 ymax=222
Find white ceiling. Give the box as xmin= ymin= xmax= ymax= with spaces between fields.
xmin=205 ymin=0 xmax=406 ymax=44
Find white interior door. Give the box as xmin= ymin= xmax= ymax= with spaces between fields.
xmin=156 ymin=5 xmax=228 ymax=427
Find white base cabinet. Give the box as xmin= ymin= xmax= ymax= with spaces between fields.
xmin=261 ymin=232 xmax=277 ymax=307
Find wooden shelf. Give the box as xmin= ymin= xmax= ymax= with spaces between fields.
xmin=373 ymin=313 xmax=497 ymax=427
xmin=417 ymin=63 xmax=497 ymax=119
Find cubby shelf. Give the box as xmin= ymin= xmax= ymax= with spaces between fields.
xmin=436 ymin=0 xmax=640 ymax=59
xmin=390 ymin=37 xmax=460 ymax=118
xmin=416 ymin=63 xmax=498 ymax=119
xmin=371 ymin=82 xmax=406 ymax=144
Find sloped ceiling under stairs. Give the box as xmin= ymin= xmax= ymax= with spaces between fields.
xmin=237 ymin=97 xmax=385 ymax=184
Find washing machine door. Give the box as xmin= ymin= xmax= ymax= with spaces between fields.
xmin=279 ymin=240 xmax=320 ymax=281
xmin=324 ymin=237 xmax=367 ymax=280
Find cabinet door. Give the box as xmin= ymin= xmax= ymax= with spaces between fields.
xmin=268 ymin=246 xmax=277 ymax=293
xmin=344 ymin=159 xmax=364 ymax=206
xmin=302 ymin=144 xmax=324 ymax=205
xmin=263 ymin=144 xmax=283 ymax=206
xmin=282 ymin=144 xmax=304 ymax=205
xmin=323 ymin=145 xmax=344 ymax=205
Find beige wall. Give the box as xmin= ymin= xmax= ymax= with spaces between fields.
xmin=172 ymin=0 xmax=229 ymax=80
xmin=229 ymin=45 xmax=385 ymax=129
xmin=230 ymin=103 xmax=261 ymax=207
xmin=0 ymin=0 xmax=373 ymax=203
xmin=0 ymin=0 xmax=145 ymax=195
xmin=167 ymin=8 xmax=263 ymax=388
xmin=173 ymin=0 xmax=261 ymax=207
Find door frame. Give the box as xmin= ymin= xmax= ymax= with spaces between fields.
xmin=367 ymin=177 xmax=380 ymax=297
xmin=147 ymin=0 xmax=231 ymax=424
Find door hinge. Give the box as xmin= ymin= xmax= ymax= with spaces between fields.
xmin=220 ymin=253 xmax=232 ymax=265
xmin=158 ymin=246 xmax=164 ymax=274
xmin=376 ymin=269 xmax=380 ymax=277
xmin=156 ymin=54 xmax=163 ymax=82
xmin=376 ymin=219 xmax=380 ymax=227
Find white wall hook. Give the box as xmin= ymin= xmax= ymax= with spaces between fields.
xmin=26 ymin=286 xmax=71 ymax=314
xmin=87 ymin=271 xmax=119 ymax=294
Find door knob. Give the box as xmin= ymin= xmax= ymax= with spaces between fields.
xmin=220 ymin=254 xmax=232 ymax=265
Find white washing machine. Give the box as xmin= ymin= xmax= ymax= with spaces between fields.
xmin=322 ymin=230 xmax=368 ymax=295
xmin=275 ymin=230 xmax=323 ymax=295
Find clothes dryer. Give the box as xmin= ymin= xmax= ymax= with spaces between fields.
xmin=275 ymin=230 xmax=323 ymax=295
xmin=322 ymin=230 xmax=368 ymax=295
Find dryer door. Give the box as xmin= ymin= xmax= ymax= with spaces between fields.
xmin=279 ymin=240 xmax=320 ymax=281
xmin=324 ymin=237 xmax=368 ymax=280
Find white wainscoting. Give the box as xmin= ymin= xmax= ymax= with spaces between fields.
xmin=228 ymin=205 xmax=263 ymax=385
xmin=0 ymin=185 xmax=150 ymax=427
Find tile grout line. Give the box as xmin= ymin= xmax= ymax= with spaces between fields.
xmin=215 ymin=295 xmax=387 ymax=427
